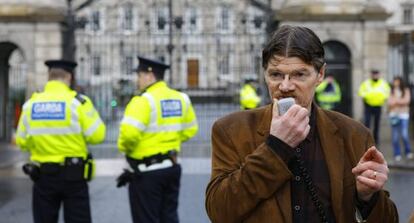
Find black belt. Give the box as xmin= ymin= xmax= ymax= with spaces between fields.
xmin=126 ymin=150 xmax=177 ymax=172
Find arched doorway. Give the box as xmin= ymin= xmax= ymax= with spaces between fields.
xmin=0 ymin=42 xmax=27 ymax=142
xmin=322 ymin=41 xmax=352 ymax=116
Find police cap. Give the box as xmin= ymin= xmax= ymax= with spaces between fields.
xmin=45 ymin=59 xmax=77 ymax=75
xmin=136 ymin=56 xmax=170 ymax=78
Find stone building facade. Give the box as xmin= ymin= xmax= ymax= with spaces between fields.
xmin=0 ymin=0 xmax=406 ymax=142
xmin=0 ymin=0 xmax=64 ymax=141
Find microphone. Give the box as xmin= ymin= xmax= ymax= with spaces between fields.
xmin=278 ymin=97 xmax=295 ymax=115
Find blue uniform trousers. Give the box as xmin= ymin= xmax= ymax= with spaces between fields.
xmin=33 ymin=171 xmax=91 ymax=223
xmin=128 ymin=165 xmax=181 ymax=223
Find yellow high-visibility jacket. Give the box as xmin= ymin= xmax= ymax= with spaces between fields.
xmin=315 ymin=80 xmax=341 ymax=110
xmin=16 ymin=81 xmax=106 ymax=163
xmin=358 ymin=78 xmax=390 ymax=106
xmin=240 ymin=84 xmax=261 ymax=110
xmin=118 ymin=81 xmax=198 ymax=159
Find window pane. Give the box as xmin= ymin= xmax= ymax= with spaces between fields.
xmin=123 ymin=6 xmax=133 ymax=30
xmin=93 ymin=56 xmax=101 ymax=75
xmin=92 ymin=11 xmax=100 ymax=31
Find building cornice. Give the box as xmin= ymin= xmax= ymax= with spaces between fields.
xmin=276 ymin=2 xmax=391 ymax=22
xmin=0 ymin=4 xmax=65 ymax=22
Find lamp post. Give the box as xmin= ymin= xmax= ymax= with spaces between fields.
xmin=62 ymin=0 xmax=94 ymax=61
xmin=402 ymin=32 xmax=411 ymax=84
xmin=166 ymin=0 xmax=183 ymax=86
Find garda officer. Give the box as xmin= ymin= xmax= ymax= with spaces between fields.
xmin=240 ymin=76 xmax=261 ymax=110
xmin=358 ymin=69 xmax=390 ymax=144
xmin=315 ymin=75 xmax=341 ymax=110
xmin=16 ymin=59 xmax=106 ymax=223
xmin=116 ymin=56 xmax=198 ymax=223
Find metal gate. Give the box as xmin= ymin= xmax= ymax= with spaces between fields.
xmin=0 ymin=42 xmax=27 ymax=143
xmin=75 ymin=1 xmax=268 ymax=156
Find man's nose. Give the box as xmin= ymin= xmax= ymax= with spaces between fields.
xmin=279 ymin=74 xmax=294 ymax=91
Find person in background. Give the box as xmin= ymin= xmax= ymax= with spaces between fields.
xmin=116 ymin=56 xmax=198 ymax=223
xmin=15 ymin=59 xmax=106 ymax=223
xmin=358 ymin=69 xmax=391 ymax=144
xmin=240 ymin=76 xmax=261 ymax=110
xmin=387 ymin=76 xmax=413 ymax=162
xmin=315 ymin=75 xmax=341 ymax=110
xmin=206 ymin=25 xmax=397 ymax=223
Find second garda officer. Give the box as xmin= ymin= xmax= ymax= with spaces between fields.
xmin=15 ymin=59 xmax=106 ymax=223
xmin=116 ymin=56 xmax=198 ymax=223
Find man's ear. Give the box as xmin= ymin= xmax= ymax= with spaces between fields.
xmin=316 ymin=63 xmax=326 ymax=85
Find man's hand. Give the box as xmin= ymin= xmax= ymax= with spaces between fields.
xmin=352 ymin=146 xmax=389 ymax=201
xmin=269 ymin=99 xmax=310 ymax=148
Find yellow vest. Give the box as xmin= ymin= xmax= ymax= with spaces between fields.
xmin=118 ymin=81 xmax=198 ymax=159
xmin=358 ymin=79 xmax=390 ymax=106
xmin=315 ymin=80 xmax=341 ymax=110
xmin=16 ymin=81 xmax=106 ymax=163
xmin=240 ymin=84 xmax=261 ymax=109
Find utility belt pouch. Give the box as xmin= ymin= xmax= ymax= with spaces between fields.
xmin=84 ymin=153 xmax=95 ymax=181
xmin=22 ymin=163 xmax=40 ymax=182
xmin=64 ymin=157 xmax=85 ymax=181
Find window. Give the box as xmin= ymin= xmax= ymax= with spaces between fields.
xmin=218 ymin=7 xmax=230 ymax=31
xmin=156 ymin=8 xmax=168 ymax=31
xmin=218 ymin=53 xmax=230 ymax=75
xmin=246 ymin=6 xmax=265 ymax=34
xmin=92 ymin=56 xmax=101 ymax=75
xmin=186 ymin=7 xmax=199 ymax=33
xmin=122 ymin=56 xmax=134 ymax=75
xmin=403 ymin=8 xmax=413 ymax=24
xmin=121 ymin=3 xmax=135 ymax=31
xmin=91 ymin=10 xmax=101 ymax=31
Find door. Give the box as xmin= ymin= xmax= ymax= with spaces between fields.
xmin=187 ymin=59 xmax=199 ymax=88
xmin=322 ymin=41 xmax=352 ymax=116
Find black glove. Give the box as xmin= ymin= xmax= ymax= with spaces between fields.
xmin=22 ymin=163 xmax=40 ymax=182
xmin=116 ymin=169 xmax=134 ymax=188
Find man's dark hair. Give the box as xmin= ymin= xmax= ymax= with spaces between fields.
xmin=262 ymin=25 xmax=325 ymax=72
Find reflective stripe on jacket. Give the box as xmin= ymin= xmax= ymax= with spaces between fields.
xmin=358 ymin=78 xmax=390 ymax=106
xmin=118 ymin=81 xmax=198 ymax=159
xmin=16 ymin=81 xmax=106 ymax=163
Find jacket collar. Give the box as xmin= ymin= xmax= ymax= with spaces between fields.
xmin=44 ymin=80 xmax=71 ymax=92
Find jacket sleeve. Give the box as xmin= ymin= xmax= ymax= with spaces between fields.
xmin=78 ymin=96 xmax=106 ymax=144
xmin=205 ymin=121 xmax=293 ymax=223
xmin=117 ymin=97 xmax=150 ymax=154
xmin=355 ymin=130 xmax=398 ymax=223
xmin=15 ymin=101 xmax=32 ymax=151
xmin=358 ymin=81 xmax=368 ymax=98
xmin=179 ymin=93 xmax=198 ymax=142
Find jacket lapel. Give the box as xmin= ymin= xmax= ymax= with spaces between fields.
xmin=316 ymin=108 xmax=345 ymax=222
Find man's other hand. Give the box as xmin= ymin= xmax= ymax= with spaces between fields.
xmin=352 ymin=146 xmax=389 ymax=201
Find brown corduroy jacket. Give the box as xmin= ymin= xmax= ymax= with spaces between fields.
xmin=205 ymin=104 xmax=398 ymax=223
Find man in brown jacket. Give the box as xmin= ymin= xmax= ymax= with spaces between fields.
xmin=205 ymin=25 xmax=398 ymax=223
